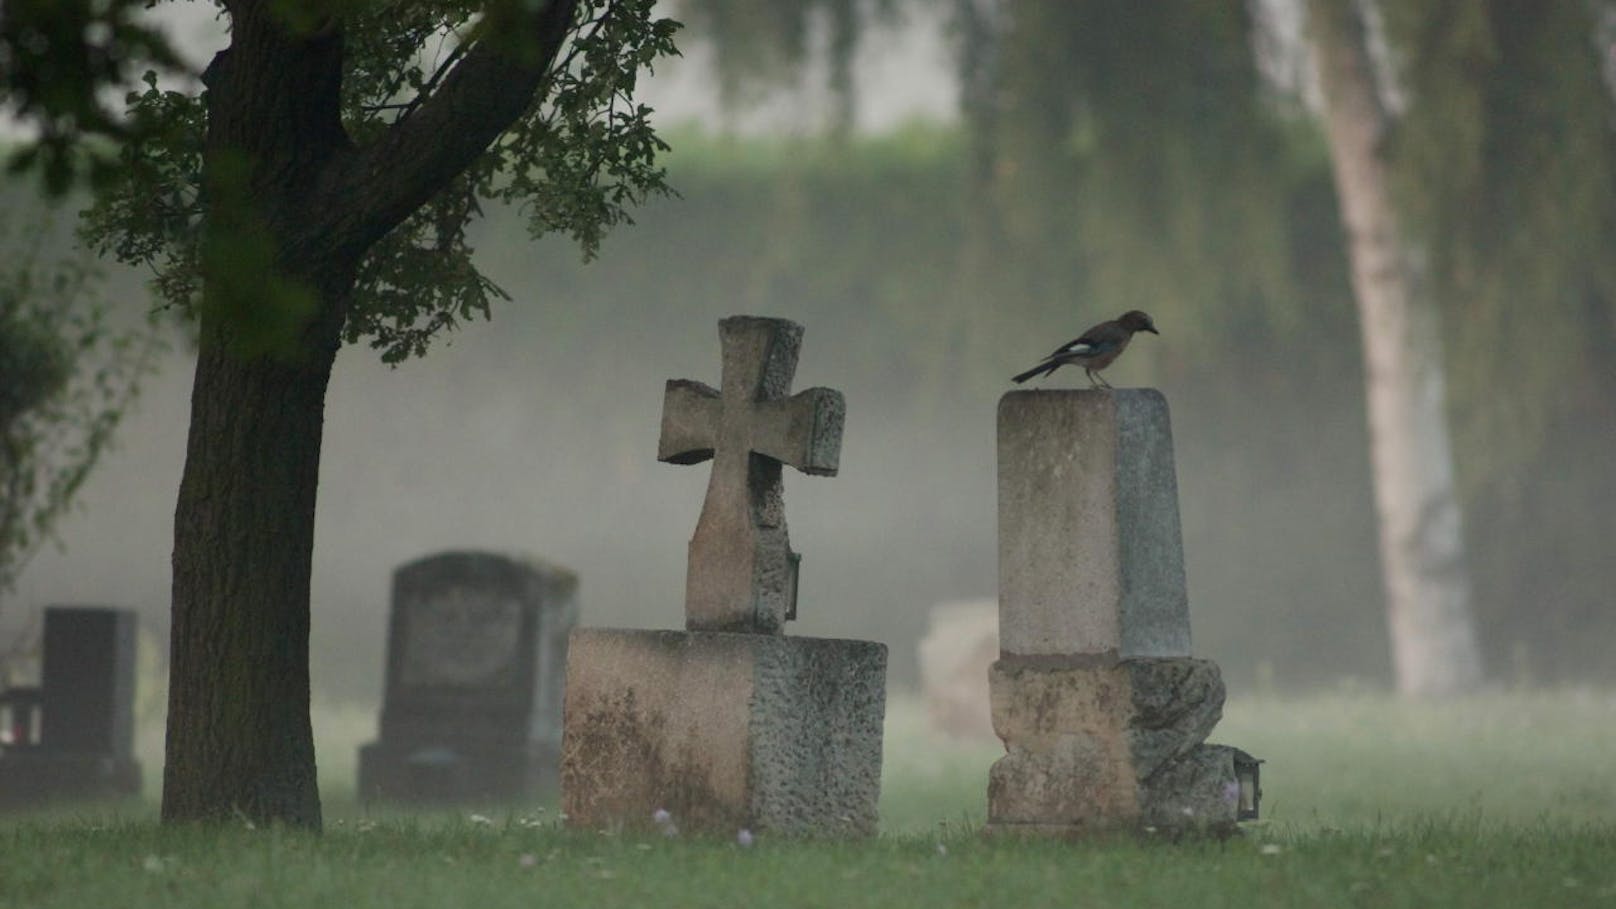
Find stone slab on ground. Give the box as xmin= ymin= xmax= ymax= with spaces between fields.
xmin=561 ymin=627 xmax=887 ymax=836
xmin=917 ymin=599 xmax=998 ymax=740
xmin=997 ymin=389 xmax=1191 ymax=658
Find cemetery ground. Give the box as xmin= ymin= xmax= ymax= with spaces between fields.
xmin=3 ymin=691 xmax=1615 ymax=908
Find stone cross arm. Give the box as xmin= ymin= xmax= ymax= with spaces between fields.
xmin=658 ymin=380 xmax=844 ymax=476
xmin=656 ymin=315 xmax=846 ymax=634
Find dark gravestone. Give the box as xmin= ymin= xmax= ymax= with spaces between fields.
xmin=0 ymin=606 xmax=142 ymax=808
xmin=358 ymin=551 xmax=578 ymax=803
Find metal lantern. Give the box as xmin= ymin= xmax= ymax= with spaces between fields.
xmin=1233 ymin=749 xmax=1263 ymax=821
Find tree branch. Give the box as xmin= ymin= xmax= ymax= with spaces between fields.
xmin=314 ymin=0 xmax=580 ymax=256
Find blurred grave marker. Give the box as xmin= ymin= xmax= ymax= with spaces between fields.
xmin=358 ymin=551 xmax=577 ymax=803
xmin=0 ymin=606 xmax=142 ymax=808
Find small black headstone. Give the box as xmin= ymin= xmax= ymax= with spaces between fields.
xmin=0 ymin=606 xmax=142 ymax=808
xmin=358 ymin=551 xmax=578 ymax=803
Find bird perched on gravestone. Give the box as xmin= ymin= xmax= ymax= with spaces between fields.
xmin=1010 ymin=310 xmax=1160 ymax=388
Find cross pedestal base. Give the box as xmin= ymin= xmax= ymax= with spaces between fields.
xmin=561 ymin=628 xmax=887 ymax=836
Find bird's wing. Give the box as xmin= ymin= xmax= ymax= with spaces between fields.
xmin=1048 ymin=330 xmax=1119 ymax=360
xmin=1047 ymin=337 xmax=1092 ymax=358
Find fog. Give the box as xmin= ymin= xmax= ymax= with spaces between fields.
xmin=6 ymin=1 xmax=1614 ymax=713
xmin=6 ymin=5 xmax=986 ymax=701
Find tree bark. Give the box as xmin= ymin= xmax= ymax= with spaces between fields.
xmin=1307 ymin=0 xmax=1484 ymax=696
xmin=163 ymin=288 xmax=344 ymax=827
xmin=162 ymin=0 xmax=579 ymax=827
xmin=161 ymin=6 xmax=352 ymax=828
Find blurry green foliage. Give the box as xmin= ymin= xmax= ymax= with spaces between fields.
xmin=676 ymin=0 xmax=898 ymax=132
xmin=0 ymin=214 xmax=159 ymax=597
xmin=78 ymin=0 xmax=680 ymax=363
xmin=1379 ymin=0 xmax=1616 ymax=492
xmin=0 ymin=0 xmax=187 ymax=194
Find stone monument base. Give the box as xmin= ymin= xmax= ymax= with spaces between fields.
xmin=985 ymin=656 xmax=1245 ymax=836
xmin=0 ymin=751 xmax=142 ymax=809
xmin=561 ymin=628 xmax=887 ymax=836
xmin=356 ymin=740 xmax=559 ymax=803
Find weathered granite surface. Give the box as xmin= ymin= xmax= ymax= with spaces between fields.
xmin=658 ymin=316 xmax=845 ymax=634
xmin=561 ymin=627 xmax=886 ymax=836
xmin=989 ymin=388 xmax=1253 ymax=836
xmin=997 ymin=389 xmax=1191 ymax=658
xmin=986 ymin=656 xmax=1231 ymax=834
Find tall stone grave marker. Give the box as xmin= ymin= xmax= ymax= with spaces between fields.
xmin=358 ymin=551 xmax=578 ymax=802
xmin=562 ymin=316 xmax=887 ymax=836
xmin=0 ymin=606 xmax=142 ymax=808
xmin=989 ymin=389 xmax=1259 ymax=836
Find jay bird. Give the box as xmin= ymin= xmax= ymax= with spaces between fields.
xmin=1011 ymin=310 xmax=1160 ymax=388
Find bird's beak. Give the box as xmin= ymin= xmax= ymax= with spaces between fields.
xmin=1146 ymin=325 xmax=1160 ymax=335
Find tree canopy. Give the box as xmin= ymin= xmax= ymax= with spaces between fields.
xmin=79 ymin=0 xmax=678 ymax=363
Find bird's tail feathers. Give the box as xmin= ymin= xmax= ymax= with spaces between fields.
xmin=1011 ymin=361 xmax=1057 ymax=384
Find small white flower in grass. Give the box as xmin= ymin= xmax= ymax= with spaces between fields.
xmin=736 ymin=828 xmax=754 ymax=848
xmin=1259 ymin=843 xmax=1282 ymax=856
xmin=468 ymin=813 xmax=493 ymax=827
xmin=935 ymin=842 xmax=948 ymax=856
xmin=518 ymin=853 xmax=538 ymax=868
xmin=652 ymin=808 xmax=678 ymax=837
xmin=141 ymin=855 xmax=171 ymax=874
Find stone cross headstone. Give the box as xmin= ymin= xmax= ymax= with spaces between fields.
xmin=358 ymin=551 xmax=577 ymax=803
xmin=988 ymin=389 xmax=1260 ymax=836
xmin=562 ymin=315 xmax=887 ymax=837
xmin=658 ymin=315 xmax=845 ymax=633
xmin=0 ymin=606 xmax=142 ymax=808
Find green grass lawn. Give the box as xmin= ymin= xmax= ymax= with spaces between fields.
xmin=4 ymin=691 xmax=1615 ymax=908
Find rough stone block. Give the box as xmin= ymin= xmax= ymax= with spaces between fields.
xmin=561 ymin=628 xmax=887 ymax=836
xmin=1138 ymin=743 xmax=1242 ymax=832
xmin=986 ymin=657 xmax=1226 ymax=833
xmin=997 ymin=389 xmax=1191 ymax=658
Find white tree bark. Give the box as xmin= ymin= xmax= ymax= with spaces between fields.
xmin=1307 ymin=0 xmax=1484 ymax=696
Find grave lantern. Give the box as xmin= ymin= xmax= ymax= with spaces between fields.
xmin=1234 ymin=749 xmax=1263 ymax=821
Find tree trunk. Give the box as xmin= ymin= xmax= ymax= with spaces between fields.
xmin=161 ymin=10 xmax=353 ymax=827
xmin=1307 ymin=0 xmax=1484 ymax=696
xmin=159 ymin=2 xmax=581 ymax=827
xmin=163 ymin=291 xmax=344 ymax=826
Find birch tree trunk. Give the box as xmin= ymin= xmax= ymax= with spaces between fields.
xmin=1307 ymin=0 xmax=1484 ymax=696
